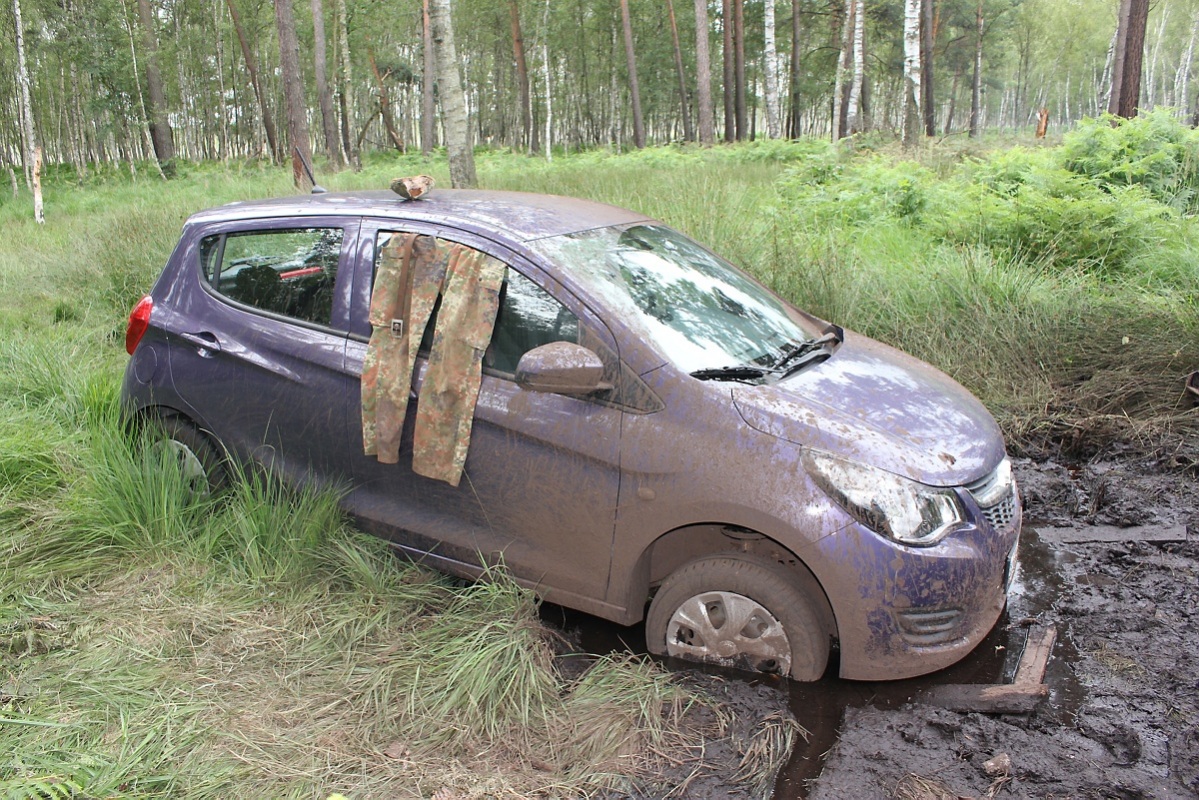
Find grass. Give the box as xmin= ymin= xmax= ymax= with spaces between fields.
xmin=2 ymin=135 xmax=1196 ymax=797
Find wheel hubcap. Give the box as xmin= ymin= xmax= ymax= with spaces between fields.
xmin=154 ymin=439 xmax=209 ymax=498
xmin=665 ymin=590 xmax=791 ymax=675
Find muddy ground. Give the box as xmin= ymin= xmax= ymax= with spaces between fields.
xmin=559 ymin=455 xmax=1199 ymax=799
xmin=803 ymin=457 xmax=1199 ymax=800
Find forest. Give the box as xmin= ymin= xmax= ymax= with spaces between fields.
xmin=4 ymin=0 xmax=1199 ymax=185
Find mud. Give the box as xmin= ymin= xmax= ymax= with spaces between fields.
xmin=806 ymin=458 xmax=1199 ymax=800
xmin=546 ymin=455 xmax=1199 ymax=798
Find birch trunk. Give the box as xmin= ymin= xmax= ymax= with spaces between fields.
xmin=846 ymin=0 xmax=865 ymax=134
xmin=428 ymin=0 xmax=477 ymax=187
xmin=970 ymin=0 xmax=983 ymax=137
xmin=903 ymin=0 xmax=922 ymax=146
xmin=763 ymin=0 xmax=781 ymax=138
xmin=338 ymin=0 xmax=359 ymax=168
xmin=421 ymin=0 xmax=436 ymax=156
xmin=1175 ymin=15 xmax=1198 ymax=116
xmin=11 ymin=0 xmax=35 ymax=190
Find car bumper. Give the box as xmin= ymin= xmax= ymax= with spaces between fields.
xmin=814 ymin=496 xmax=1021 ymax=681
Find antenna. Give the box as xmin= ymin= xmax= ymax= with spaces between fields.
xmin=293 ymin=146 xmax=327 ymax=194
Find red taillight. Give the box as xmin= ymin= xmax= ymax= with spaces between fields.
xmin=125 ymin=295 xmax=153 ymax=355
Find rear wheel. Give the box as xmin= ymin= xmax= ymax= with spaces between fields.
xmin=149 ymin=415 xmax=228 ymax=497
xmin=646 ymin=554 xmax=830 ymax=681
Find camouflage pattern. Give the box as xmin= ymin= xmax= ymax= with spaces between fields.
xmin=411 ymin=246 xmax=506 ymax=486
xmin=362 ymin=234 xmax=450 ymax=463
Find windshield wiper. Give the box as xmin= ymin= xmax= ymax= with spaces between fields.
xmin=772 ymin=327 xmax=843 ymax=377
xmin=690 ymin=365 xmax=767 ymax=382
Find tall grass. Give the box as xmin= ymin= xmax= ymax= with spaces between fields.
xmin=3 ymin=135 xmax=1195 ymax=798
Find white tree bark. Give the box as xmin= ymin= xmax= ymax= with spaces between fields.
xmin=428 ymin=0 xmax=477 ymax=187
xmin=12 ymin=0 xmax=43 ymax=222
xmin=1174 ymin=14 xmax=1198 ymax=114
xmin=846 ymin=0 xmax=865 ymax=134
xmin=902 ymin=0 xmax=922 ymax=145
xmin=763 ymin=0 xmax=781 ymax=138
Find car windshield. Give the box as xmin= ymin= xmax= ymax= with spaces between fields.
xmin=530 ymin=223 xmax=818 ymax=373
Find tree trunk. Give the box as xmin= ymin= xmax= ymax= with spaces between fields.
xmin=722 ymin=0 xmax=734 ymax=141
xmin=733 ymin=0 xmax=746 ymax=140
xmin=338 ymin=0 xmax=359 ymax=169
xmin=846 ymin=0 xmax=864 ymax=134
xmin=921 ymin=0 xmax=935 ymax=136
xmin=428 ymin=0 xmax=477 ymax=187
xmin=509 ymin=0 xmax=535 ymax=152
xmin=367 ymin=42 xmax=406 ymax=153
xmin=619 ymin=0 xmax=645 ymax=148
xmin=421 ymin=0 xmax=436 ymax=156
xmin=694 ymin=0 xmax=715 ymax=145
xmin=902 ymin=0 xmax=921 ymax=146
xmin=969 ymin=0 xmax=983 ymax=137
xmin=274 ymin=0 xmax=314 ymax=189
xmin=311 ymin=0 xmax=343 ymax=168
xmin=12 ymin=0 xmax=35 ymax=190
xmin=944 ymin=64 xmax=960 ymax=134
xmin=763 ymin=0 xmax=781 ymax=138
xmin=137 ymin=0 xmax=175 ymax=175
xmin=12 ymin=0 xmax=42 ymax=222
xmin=227 ymin=0 xmax=281 ymax=162
xmin=788 ymin=0 xmax=802 ymax=137
xmin=666 ymin=0 xmax=694 ymax=142
xmin=1109 ymin=0 xmax=1149 ymax=118
xmin=1176 ymin=14 xmax=1199 ymax=118
xmin=832 ymin=0 xmax=852 ymax=139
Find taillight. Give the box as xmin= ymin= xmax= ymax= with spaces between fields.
xmin=125 ymin=295 xmax=153 ymax=355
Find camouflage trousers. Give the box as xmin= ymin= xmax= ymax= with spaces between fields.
xmin=361 ymin=234 xmax=504 ymax=487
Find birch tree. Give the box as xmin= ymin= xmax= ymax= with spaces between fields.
xmin=846 ymin=0 xmax=865 ymax=135
xmin=11 ymin=0 xmax=42 ymax=222
xmin=903 ymin=0 xmax=923 ymax=145
xmin=227 ymin=0 xmax=281 ymax=161
xmin=429 ymin=0 xmax=476 ymax=187
xmin=763 ymin=0 xmax=781 ymax=138
xmin=136 ymin=0 xmax=175 ymax=175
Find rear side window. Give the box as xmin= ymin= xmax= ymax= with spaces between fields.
xmin=201 ymin=228 xmax=344 ymax=327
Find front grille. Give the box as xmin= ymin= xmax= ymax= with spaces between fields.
xmin=966 ymin=462 xmax=1019 ymax=532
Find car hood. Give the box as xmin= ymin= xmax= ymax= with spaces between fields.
xmin=731 ymin=334 xmax=1005 ymax=486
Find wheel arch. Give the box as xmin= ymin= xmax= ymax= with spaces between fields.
xmin=623 ymin=523 xmax=838 ymax=642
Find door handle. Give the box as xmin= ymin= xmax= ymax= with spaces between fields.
xmin=178 ymin=331 xmax=222 ymax=355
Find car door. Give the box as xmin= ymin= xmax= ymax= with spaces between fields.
xmin=343 ymin=221 xmax=623 ymax=609
xmin=165 ymin=217 xmax=361 ymax=490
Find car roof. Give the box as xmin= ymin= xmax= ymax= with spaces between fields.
xmin=188 ymin=189 xmax=654 ymax=242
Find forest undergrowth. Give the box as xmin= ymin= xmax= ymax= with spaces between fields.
xmin=1 ymin=115 xmax=1197 ymax=798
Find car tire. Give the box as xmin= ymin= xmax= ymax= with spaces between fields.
xmin=645 ymin=554 xmax=830 ymax=681
xmin=149 ymin=414 xmax=228 ymax=497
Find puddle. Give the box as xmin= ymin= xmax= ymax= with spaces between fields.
xmin=540 ymin=525 xmax=1086 ymax=798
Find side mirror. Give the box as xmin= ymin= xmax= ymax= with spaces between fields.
xmin=515 ymin=342 xmax=611 ymax=396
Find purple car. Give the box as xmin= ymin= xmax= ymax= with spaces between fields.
xmin=121 ymin=189 xmax=1020 ymax=682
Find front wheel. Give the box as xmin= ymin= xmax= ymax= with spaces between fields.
xmin=645 ymin=554 xmax=830 ymax=682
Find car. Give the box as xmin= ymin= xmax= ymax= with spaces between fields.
xmin=121 ymin=187 xmax=1021 ymax=682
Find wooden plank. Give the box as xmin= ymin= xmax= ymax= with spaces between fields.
xmin=920 ymin=625 xmax=1057 ymax=714
xmin=1013 ymin=625 xmax=1056 ymax=687
xmin=1036 ymin=525 xmax=1187 ymax=545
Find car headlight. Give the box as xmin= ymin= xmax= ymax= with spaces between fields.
xmin=803 ymin=451 xmax=963 ymax=546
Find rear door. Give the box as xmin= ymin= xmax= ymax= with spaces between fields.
xmin=164 ymin=217 xmax=361 ymax=489
xmin=343 ymin=221 xmax=624 ymax=609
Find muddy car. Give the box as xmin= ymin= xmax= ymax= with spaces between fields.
xmin=121 ymin=188 xmax=1020 ymax=682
